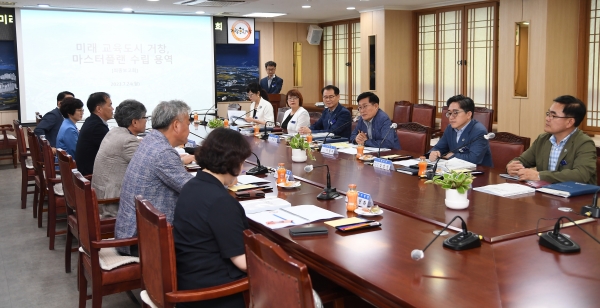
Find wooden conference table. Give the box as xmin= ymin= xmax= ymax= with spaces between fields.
xmin=191 ymin=127 xmax=600 ymax=307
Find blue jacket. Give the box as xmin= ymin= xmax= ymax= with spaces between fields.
xmin=309 ymin=103 xmax=352 ymax=138
xmin=56 ymin=119 xmax=79 ymax=160
xmin=34 ymin=107 xmax=63 ymax=147
xmin=432 ymin=119 xmax=493 ymax=167
xmin=259 ymin=75 xmax=283 ymax=94
xmin=350 ymin=109 xmax=401 ymax=149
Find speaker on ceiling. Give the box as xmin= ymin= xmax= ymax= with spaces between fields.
xmin=307 ymin=25 xmax=323 ymax=45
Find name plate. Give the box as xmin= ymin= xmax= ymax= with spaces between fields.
xmin=358 ymin=191 xmax=375 ymax=208
xmin=321 ymin=144 xmax=337 ymax=155
xmin=373 ymin=158 xmax=393 ymax=170
xmin=267 ymin=134 xmax=280 ymax=143
xmin=285 ymin=170 xmax=294 ymax=181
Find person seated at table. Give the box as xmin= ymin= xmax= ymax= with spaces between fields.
xmin=173 ymin=128 xmax=251 ymax=308
xmin=76 ymin=92 xmax=114 ymax=176
xmin=244 ymin=82 xmax=274 ymax=127
xmin=56 ymin=97 xmax=84 ymax=160
xmin=91 ymin=99 xmax=147 ymax=218
xmin=298 ymin=85 xmax=353 ymax=138
xmin=34 ymin=91 xmax=74 ymax=149
xmin=428 ymin=95 xmax=493 ymax=167
xmin=115 ymin=100 xmax=195 ymax=256
xmin=350 ymin=92 xmax=400 ymax=149
xmin=282 ymin=89 xmax=310 ymax=134
xmin=507 ymin=95 xmax=597 ymax=184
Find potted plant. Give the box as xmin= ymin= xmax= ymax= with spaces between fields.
xmin=207 ymin=118 xmax=224 ymax=129
xmin=289 ymin=133 xmax=315 ymax=162
xmin=424 ymin=170 xmax=474 ymax=209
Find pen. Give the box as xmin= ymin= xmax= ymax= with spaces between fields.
xmin=266 ymin=220 xmax=293 ymax=225
xmin=272 ymin=214 xmax=288 ymax=221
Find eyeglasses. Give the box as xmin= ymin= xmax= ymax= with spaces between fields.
xmin=141 ymin=116 xmax=149 ymax=120
xmin=287 ymin=96 xmax=299 ymax=101
xmin=445 ymin=110 xmax=465 ymax=118
xmin=76 ymin=108 xmax=84 ymax=113
xmin=246 ymin=93 xmax=256 ymax=99
xmin=357 ymin=104 xmax=372 ymax=111
xmin=545 ymin=111 xmax=574 ymax=120
xmin=323 ymin=95 xmax=337 ymax=100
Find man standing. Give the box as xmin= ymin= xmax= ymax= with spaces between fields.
xmin=429 ymin=95 xmax=493 ymax=166
xmin=507 ymin=95 xmax=596 ymax=184
xmin=34 ymin=91 xmax=74 ymax=148
xmin=259 ymin=61 xmax=283 ymax=94
xmin=75 ymin=92 xmax=113 ymax=175
xmin=115 ymin=100 xmax=194 ymax=256
xmin=350 ymin=92 xmax=400 ymax=149
xmin=298 ymin=85 xmax=353 ymax=138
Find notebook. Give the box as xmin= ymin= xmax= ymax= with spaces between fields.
xmin=536 ymin=181 xmax=600 ymax=198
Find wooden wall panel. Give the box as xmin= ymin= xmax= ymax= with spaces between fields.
xmin=296 ymin=23 xmax=320 ymax=105
xmin=255 ymin=21 xmax=274 ymax=80
xmin=382 ymin=10 xmax=413 ymax=116
xmin=360 ymin=11 xmax=374 ymax=99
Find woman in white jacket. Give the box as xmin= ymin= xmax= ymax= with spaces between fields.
xmin=281 ymin=89 xmax=310 ymax=134
xmin=244 ymin=83 xmax=274 ymax=126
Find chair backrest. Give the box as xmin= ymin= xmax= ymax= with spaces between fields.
xmin=243 ymin=230 xmax=315 ymax=308
xmin=56 ymin=149 xmax=77 ymax=211
xmin=12 ymin=120 xmax=27 ymax=162
xmin=135 ymin=196 xmax=176 ymax=308
xmin=473 ymin=107 xmax=494 ymax=132
xmin=72 ymin=170 xmax=101 ymax=256
xmin=40 ymin=137 xmax=58 ymax=184
xmin=26 ymin=129 xmax=46 ymax=183
xmin=596 ymin=147 xmax=600 ymax=186
xmin=411 ymin=104 xmax=436 ymax=128
xmin=488 ymin=132 xmax=531 ymax=168
xmin=309 ymin=112 xmax=321 ymax=125
xmin=277 ymin=107 xmax=291 ymax=125
xmin=440 ymin=106 xmax=449 ymax=133
xmin=228 ymin=103 xmax=242 ymax=111
xmin=393 ymin=101 xmax=412 ymax=124
xmin=0 ymin=124 xmax=14 ymax=148
xmin=395 ymin=122 xmax=432 ymax=154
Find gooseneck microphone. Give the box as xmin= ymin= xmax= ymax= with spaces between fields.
xmin=411 ymin=215 xmax=481 ymax=261
xmin=441 ymin=132 xmax=495 ymax=158
xmin=425 ymin=157 xmax=442 ymax=180
xmin=259 ymin=121 xmax=279 ymax=140
xmin=320 ymin=116 xmax=359 ymax=149
xmin=199 ymin=107 xmax=218 ymax=126
xmin=231 ymin=108 xmax=256 ymax=126
xmin=377 ymin=123 xmax=398 ymax=158
xmin=580 ymin=188 xmax=600 ymax=218
xmin=304 ymin=164 xmax=340 ymax=200
xmin=539 ymin=216 xmax=600 ymax=253
xmin=246 ymin=152 xmax=269 ymax=175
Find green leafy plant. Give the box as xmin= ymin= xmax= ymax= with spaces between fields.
xmin=207 ymin=118 xmax=224 ymax=128
xmin=424 ymin=170 xmax=474 ymax=194
xmin=289 ymin=133 xmax=315 ymax=160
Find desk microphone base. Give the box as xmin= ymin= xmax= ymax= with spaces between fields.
xmin=317 ymin=187 xmax=340 ymax=200
xmin=246 ymin=166 xmax=269 ymax=175
xmin=580 ymin=205 xmax=600 ymax=218
xmin=539 ymin=231 xmax=581 ymax=253
xmin=443 ymin=231 xmax=481 ymax=251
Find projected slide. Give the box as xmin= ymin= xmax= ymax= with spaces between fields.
xmin=17 ymin=9 xmax=214 ymax=123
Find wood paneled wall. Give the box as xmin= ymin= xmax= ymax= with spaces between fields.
xmin=498 ymin=0 xmax=581 ymax=140
xmin=360 ymin=10 xmax=413 ymax=117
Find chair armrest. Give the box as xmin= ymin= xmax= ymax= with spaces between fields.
xmin=98 ymin=197 xmax=119 ymax=204
xmin=165 ymin=278 xmax=248 ymax=303
xmin=99 ymin=217 xmax=116 ymax=225
xmin=91 ymin=237 xmax=138 ymax=249
xmin=84 ymin=174 xmax=93 ymax=180
xmin=47 ymin=177 xmax=62 ymax=184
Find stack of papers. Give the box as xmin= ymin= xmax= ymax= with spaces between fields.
xmin=239 ymin=197 xmax=291 ymax=214
xmin=247 ymin=204 xmax=343 ymax=229
xmin=442 ymin=158 xmax=476 ymax=171
xmin=237 ymin=175 xmax=270 ymax=185
xmin=474 ymin=183 xmax=535 ymax=197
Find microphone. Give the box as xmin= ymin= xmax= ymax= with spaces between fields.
xmin=246 ymin=152 xmax=269 ymax=175
xmin=377 ymin=123 xmax=398 ymax=158
xmin=425 ymin=157 xmax=442 ymax=180
xmin=580 ymin=188 xmax=600 ymax=217
xmin=320 ymin=116 xmax=359 ymax=148
xmin=199 ymin=107 xmax=218 ymax=126
xmin=231 ymin=108 xmax=256 ymax=126
xmin=410 ymin=215 xmax=481 ymax=261
xmin=259 ymin=121 xmax=279 ymax=140
xmin=304 ymin=164 xmax=340 ymax=200
xmin=185 ymin=131 xmax=205 ymax=155
xmin=188 ymin=131 xmax=205 ymax=140
xmin=538 ymin=216 xmax=600 ymax=253
xmin=442 ymin=132 xmax=495 ymax=158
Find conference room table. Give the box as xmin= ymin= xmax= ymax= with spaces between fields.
xmin=190 ymin=126 xmax=600 ymax=307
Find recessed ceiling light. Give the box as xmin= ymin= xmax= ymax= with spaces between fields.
xmin=122 ymin=8 xmax=133 ymax=12
xmin=302 ymin=5 xmax=311 ymax=8
xmin=347 ymin=7 xmax=356 ymax=10
xmin=37 ymin=4 xmax=50 ymax=8
xmin=243 ymin=13 xmax=287 ymax=18
xmin=195 ymin=11 xmax=205 ymax=14
xmin=147 ymin=0 xmax=160 ymax=2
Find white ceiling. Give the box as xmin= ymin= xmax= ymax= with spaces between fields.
xmin=4 ymin=0 xmax=482 ymax=23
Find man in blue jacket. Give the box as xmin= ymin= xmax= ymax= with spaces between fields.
xmin=350 ymin=92 xmax=400 ymax=149
xmin=259 ymin=61 xmax=283 ymax=94
xmin=429 ymin=95 xmax=493 ymax=166
xmin=34 ymin=91 xmax=74 ymax=148
xmin=298 ymin=85 xmax=353 ymax=138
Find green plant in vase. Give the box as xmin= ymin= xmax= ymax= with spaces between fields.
xmin=289 ymin=133 xmax=315 ymax=161
xmin=424 ymin=170 xmax=474 ymax=194
xmin=207 ymin=118 xmax=224 ymax=128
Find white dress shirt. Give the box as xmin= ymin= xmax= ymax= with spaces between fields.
xmin=249 ymin=97 xmax=274 ymax=125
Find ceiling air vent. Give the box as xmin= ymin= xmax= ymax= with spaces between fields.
xmin=173 ymin=0 xmax=255 ymax=7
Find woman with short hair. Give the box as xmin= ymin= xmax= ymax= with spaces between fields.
xmin=282 ymin=89 xmax=310 ymax=134
xmin=244 ymin=82 xmax=274 ymax=126
xmin=56 ymin=97 xmax=84 ymax=160
xmin=173 ymin=128 xmax=252 ymax=308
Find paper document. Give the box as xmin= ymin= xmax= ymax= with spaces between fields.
xmin=394 ymin=158 xmax=433 ymax=167
xmin=474 ymin=183 xmax=535 ymax=197
xmin=441 ymin=158 xmax=476 ymax=171
xmin=247 ymin=204 xmax=343 ymax=230
xmin=324 ymin=217 xmax=367 ymax=227
xmin=239 ymin=197 xmax=291 ymax=214
xmin=228 ymin=110 xmax=249 ymax=125
xmin=237 ymin=175 xmax=270 ymax=185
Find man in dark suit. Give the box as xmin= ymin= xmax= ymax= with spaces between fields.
xmin=75 ymin=92 xmax=113 ymax=175
xmin=34 ymin=91 xmax=74 ymax=148
xmin=259 ymin=61 xmax=283 ymax=94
